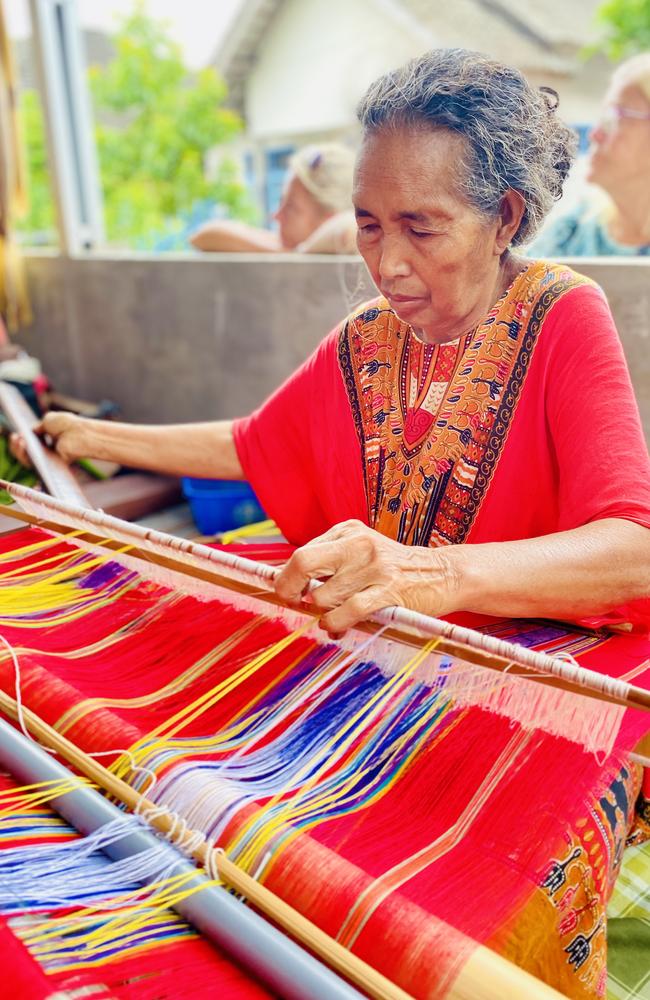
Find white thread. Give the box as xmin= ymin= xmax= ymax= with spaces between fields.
xmin=8 ymin=482 xmax=635 ymax=714
xmin=0 ymin=817 xmax=180 ymax=911
xmin=17 ymin=481 xmax=637 ymax=706
xmin=204 ymin=837 xmax=224 ymax=882
xmin=0 ymin=632 xmax=48 ymax=750
xmin=251 ymin=850 xmax=273 ymax=883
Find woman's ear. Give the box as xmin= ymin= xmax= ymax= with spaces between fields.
xmin=495 ymin=189 xmax=526 ymax=253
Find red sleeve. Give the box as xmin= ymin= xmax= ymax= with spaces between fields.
xmin=544 ymin=283 xmax=650 ymax=532
xmin=232 ymin=326 xmax=366 ymax=545
xmin=543 ymin=284 xmax=650 ymax=631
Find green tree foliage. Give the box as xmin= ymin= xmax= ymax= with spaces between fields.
xmin=17 ymin=2 xmax=254 ymax=248
xmin=17 ymin=89 xmax=55 ymax=242
xmin=596 ymin=0 xmax=650 ymax=60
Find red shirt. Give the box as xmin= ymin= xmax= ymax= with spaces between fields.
xmin=234 ymin=283 xmax=650 ymax=551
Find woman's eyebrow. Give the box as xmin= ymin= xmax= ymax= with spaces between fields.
xmin=354 ymin=207 xmax=451 ymax=223
xmin=399 ymin=210 xmax=451 ymax=223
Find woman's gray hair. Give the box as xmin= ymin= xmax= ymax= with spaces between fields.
xmin=356 ymin=49 xmax=577 ymax=246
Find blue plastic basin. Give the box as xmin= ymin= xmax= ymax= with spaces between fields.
xmin=181 ymin=478 xmax=266 ymax=535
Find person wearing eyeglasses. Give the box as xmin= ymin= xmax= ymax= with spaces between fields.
xmin=190 ymin=143 xmax=358 ymax=254
xmin=529 ymin=53 xmax=650 ymax=256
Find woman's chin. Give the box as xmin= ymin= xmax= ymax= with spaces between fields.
xmin=585 ymin=154 xmax=606 ymax=188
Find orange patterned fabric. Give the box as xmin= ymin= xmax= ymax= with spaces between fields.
xmin=338 ymin=260 xmax=593 ymax=546
xmin=491 ymin=761 xmax=643 ymax=999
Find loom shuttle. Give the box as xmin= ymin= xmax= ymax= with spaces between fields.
xmin=0 ymin=717 xmax=370 ymax=1000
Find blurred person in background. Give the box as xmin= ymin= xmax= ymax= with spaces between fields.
xmin=190 ymin=143 xmax=357 ymax=254
xmin=529 ymin=53 xmax=650 ymax=256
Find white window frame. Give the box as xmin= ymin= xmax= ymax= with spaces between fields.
xmin=28 ymin=0 xmax=104 ymax=252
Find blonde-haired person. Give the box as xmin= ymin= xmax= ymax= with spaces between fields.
xmin=530 ymin=53 xmax=650 ymax=256
xmin=190 ymin=143 xmax=358 ymax=254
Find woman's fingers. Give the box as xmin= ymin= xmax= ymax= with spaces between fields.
xmin=275 ymin=540 xmax=351 ymax=603
xmin=7 ymin=414 xmax=85 ymax=468
xmin=275 ymin=519 xmax=455 ymax=633
xmin=319 ymin=585 xmax=396 ymax=633
xmin=308 ymin=564 xmax=366 ymax=610
xmin=276 ymin=523 xmax=379 ymax=604
xmin=8 ymin=432 xmax=30 ymax=467
xmin=40 ymin=412 xmax=84 ymax=464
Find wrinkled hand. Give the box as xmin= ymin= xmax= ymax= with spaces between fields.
xmin=9 ymin=412 xmax=90 ymax=467
xmin=275 ymin=519 xmax=460 ymax=633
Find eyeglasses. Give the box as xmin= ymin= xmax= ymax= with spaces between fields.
xmin=598 ymin=104 xmax=650 ymax=131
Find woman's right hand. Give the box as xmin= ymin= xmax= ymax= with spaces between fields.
xmin=9 ymin=412 xmax=90 ymax=467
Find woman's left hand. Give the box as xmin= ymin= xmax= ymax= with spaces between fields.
xmin=274 ymin=520 xmax=460 ymax=632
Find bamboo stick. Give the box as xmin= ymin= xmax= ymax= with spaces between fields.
xmin=0 ymin=691 xmax=566 ymax=1000
xmin=0 ymin=384 xmax=89 ymax=505
xmin=1 ymin=491 xmax=649 ymax=716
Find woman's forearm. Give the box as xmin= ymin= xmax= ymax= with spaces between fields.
xmin=46 ymin=416 xmax=244 ymax=480
xmin=189 ymin=222 xmax=281 ymax=253
xmin=444 ymin=518 xmax=650 ymax=619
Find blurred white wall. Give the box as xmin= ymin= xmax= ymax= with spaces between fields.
xmin=247 ymin=0 xmax=422 ymax=138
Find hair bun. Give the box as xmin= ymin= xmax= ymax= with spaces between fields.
xmin=539 ymin=86 xmax=560 ymax=112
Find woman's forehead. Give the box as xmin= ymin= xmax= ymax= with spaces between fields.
xmin=353 ymin=127 xmax=468 ymax=213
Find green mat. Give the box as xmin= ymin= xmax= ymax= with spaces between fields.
xmin=608 ymin=840 xmax=650 ymax=999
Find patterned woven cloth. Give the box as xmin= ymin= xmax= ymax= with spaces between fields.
xmin=608 ymin=840 xmax=650 ymax=999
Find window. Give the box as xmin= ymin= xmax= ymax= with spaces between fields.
xmin=6 ymin=0 xmax=58 ymax=247
xmin=77 ymin=1 xmax=252 ymax=251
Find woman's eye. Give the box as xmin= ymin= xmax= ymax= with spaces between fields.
xmin=410 ymin=229 xmax=432 ymax=239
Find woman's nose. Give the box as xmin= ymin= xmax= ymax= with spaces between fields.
xmin=589 ymin=122 xmax=606 ymax=146
xmin=378 ymin=236 xmax=410 ymax=280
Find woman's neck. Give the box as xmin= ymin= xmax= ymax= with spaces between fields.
xmin=413 ymin=254 xmax=526 ymax=346
xmin=605 ymin=182 xmax=650 ymax=246
xmin=495 ymin=252 xmax=524 ymax=299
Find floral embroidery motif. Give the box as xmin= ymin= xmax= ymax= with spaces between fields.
xmin=338 ymin=262 xmax=592 ymax=546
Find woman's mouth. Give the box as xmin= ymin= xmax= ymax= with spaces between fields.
xmin=384 ymin=292 xmax=428 ymax=312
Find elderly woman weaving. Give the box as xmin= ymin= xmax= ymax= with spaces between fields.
xmin=11 ymin=48 xmax=650 ymax=999
xmin=25 ymin=50 xmax=650 ymax=636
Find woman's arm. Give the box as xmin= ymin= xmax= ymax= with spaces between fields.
xmin=275 ymin=518 xmax=650 ymax=632
xmin=189 ymin=221 xmax=281 ymax=253
xmin=445 ymin=518 xmax=650 ymax=618
xmin=11 ymin=413 xmax=244 ymax=480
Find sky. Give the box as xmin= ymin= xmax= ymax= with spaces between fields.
xmin=6 ymin=0 xmax=246 ymax=69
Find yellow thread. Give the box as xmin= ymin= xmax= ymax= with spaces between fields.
xmin=113 ymin=622 xmax=313 ymax=778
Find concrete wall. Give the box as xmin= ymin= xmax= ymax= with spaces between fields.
xmin=19 ymin=252 xmax=376 ymax=423
xmin=18 ymin=252 xmax=650 ymax=440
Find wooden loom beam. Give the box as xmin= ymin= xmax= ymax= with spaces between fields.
xmin=0 ymin=382 xmax=89 ymax=506
xmin=0 ymin=691 xmax=566 ymax=1000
